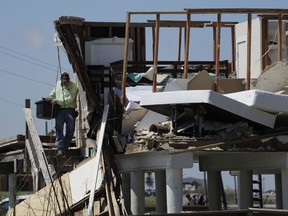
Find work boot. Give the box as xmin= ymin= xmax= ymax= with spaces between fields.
xmin=56 ymin=150 xmax=66 ymax=157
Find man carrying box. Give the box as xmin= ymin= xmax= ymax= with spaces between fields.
xmin=48 ymin=71 xmax=79 ymax=157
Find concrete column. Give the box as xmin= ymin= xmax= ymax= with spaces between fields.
xmin=166 ymin=168 xmax=182 ymax=213
xmin=281 ymin=169 xmax=288 ymax=209
xmin=207 ymin=171 xmax=222 ymax=210
xmin=122 ymin=172 xmax=132 ymax=215
xmin=275 ymin=173 xmax=283 ymax=209
xmin=155 ymin=170 xmax=167 ymax=213
xmin=130 ymin=170 xmax=145 ymax=215
xmin=237 ymin=170 xmax=253 ymax=209
xmin=8 ymin=174 xmax=16 ymax=212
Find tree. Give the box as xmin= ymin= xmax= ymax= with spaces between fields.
xmin=145 ymin=172 xmax=154 ymax=189
xmin=191 ymin=180 xmax=202 ymax=190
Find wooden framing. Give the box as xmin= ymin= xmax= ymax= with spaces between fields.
xmin=121 ymin=8 xmax=288 ymax=104
xmin=246 ymin=13 xmax=252 ymax=90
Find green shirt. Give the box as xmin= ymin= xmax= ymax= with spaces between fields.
xmin=48 ymin=80 xmax=79 ymax=108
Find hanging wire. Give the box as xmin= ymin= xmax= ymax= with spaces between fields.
xmin=46 ymin=32 xmax=73 ymax=215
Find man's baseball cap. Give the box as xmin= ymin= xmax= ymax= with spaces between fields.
xmin=61 ymin=72 xmax=70 ymax=81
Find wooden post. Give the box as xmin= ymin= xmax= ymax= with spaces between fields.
xmin=23 ymin=108 xmax=51 ymax=186
xmin=262 ymin=17 xmax=269 ymax=71
xmin=278 ymin=14 xmax=282 ymax=61
xmin=213 ymin=26 xmax=216 ymax=63
xmin=177 ymin=27 xmax=182 ymax=62
xmin=137 ymin=27 xmax=144 ymax=62
xmin=183 ymin=13 xmax=191 ymax=79
xmin=215 ymin=13 xmax=221 ymax=86
xmin=8 ymin=174 xmax=16 ymax=216
xmin=152 ymin=13 xmax=160 ymax=92
xmin=246 ymin=13 xmax=252 ymax=90
xmin=25 ymin=99 xmax=30 ymax=138
xmin=121 ymin=12 xmax=131 ymax=108
xmin=231 ymin=26 xmax=236 ymax=73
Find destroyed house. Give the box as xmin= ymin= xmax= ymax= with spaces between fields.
xmin=2 ymin=8 xmax=288 ymax=215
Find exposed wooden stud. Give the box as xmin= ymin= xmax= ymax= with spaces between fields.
xmin=109 ymin=26 xmax=112 ymax=38
xmin=215 ymin=13 xmax=221 ymax=86
xmin=137 ymin=27 xmax=141 ymax=61
xmin=278 ymin=14 xmax=283 ymax=61
xmin=183 ymin=13 xmax=191 ymax=79
xmin=262 ymin=17 xmax=269 ymax=70
xmin=246 ymin=13 xmax=252 ymax=90
xmin=177 ymin=27 xmax=182 ymax=62
xmin=142 ymin=27 xmax=146 ymax=61
xmin=152 ymin=25 xmax=155 ymax=59
xmin=130 ymin=26 xmax=136 ymax=61
xmin=213 ymin=26 xmax=216 ymax=63
xmin=152 ymin=13 xmax=160 ymax=92
xmin=121 ymin=12 xmax=131 ymax=108
xmin=231 ymin=26 xmax=235 ymax=73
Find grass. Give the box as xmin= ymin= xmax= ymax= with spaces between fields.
xmin=145 ymin=196 xmax=156 ymax=207
xmin=0 ymin=191 xmax=33 ymax=201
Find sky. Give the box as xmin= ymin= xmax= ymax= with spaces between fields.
xmin=1 ymin=0 xmax=287 ymax=190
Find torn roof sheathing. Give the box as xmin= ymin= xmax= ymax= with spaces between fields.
xmin=140 ymin=90 xmax=276 ymax=128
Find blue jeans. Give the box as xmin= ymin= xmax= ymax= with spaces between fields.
xmin=55 ymin=108 xmax=76 ymax=152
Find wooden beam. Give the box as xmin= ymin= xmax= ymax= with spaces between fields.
xmin=184 ymin=8 xmax=288 ymax=14
xmin=183 ymin=13 xmax=191 ymax=79
xmin=215 ymin=13 xmax=221 ymax=86
xmin=152 ymin=14 xmax=160 ymax=92
xmin=23 ymin=108 xmax=51 ymax=185
xmin=121 ymin=12 xmax=131 ymax=108
xmin=177 ymin=27 xmax=182 ymax=62
xmin=231 ymin=26 xmax=235 ymax=72
xmin=213 ymin=26 xmax=216 ymax=63
xmin=26 ymin=139 xmax=39 ymax=192
xmin=246 ymin=13 xmax=252 ymax=90
xmin=0 ymin=135 xmax=25 ymax=145
xmin=137 ymin=27 xmax=141 ymax=61
xmin=146 ymin=20 xmax=238 ymax=28
xmin=262 ymin=17 xmax=269 ymax=70
xmin=206 ymin=21 xmax=239 ymax=27
xmin=278 ymin=14 xmax=283 ymax=61
xmin=126 ymin=9 xmax=288 ymax=16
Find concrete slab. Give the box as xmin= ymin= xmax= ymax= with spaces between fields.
xmin=115 ymin=151 xmax=194 ymax=171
